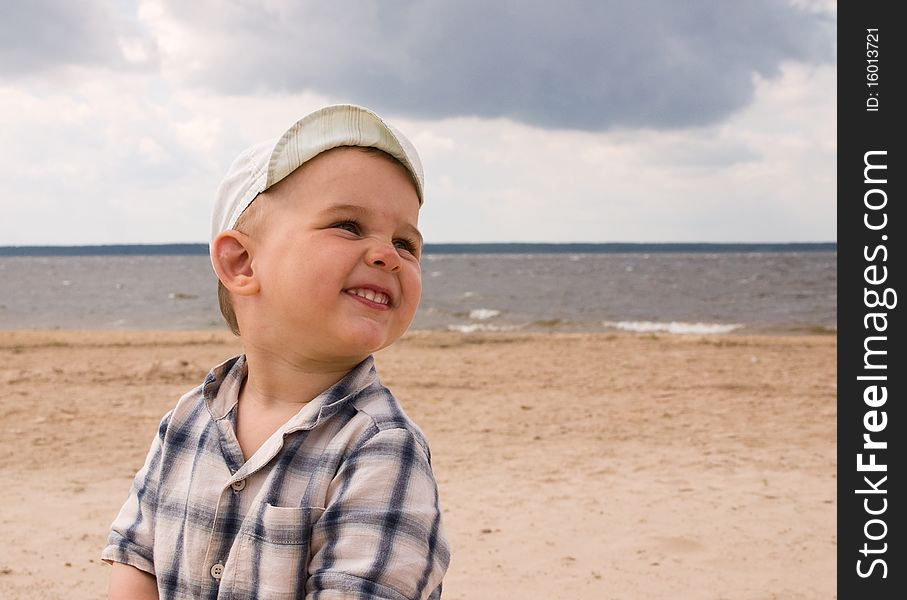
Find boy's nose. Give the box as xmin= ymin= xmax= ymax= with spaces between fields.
xmin=366 ymin=242 xmax=402 ymax=272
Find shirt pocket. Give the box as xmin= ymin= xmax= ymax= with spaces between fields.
xmin=225 ymin=504 xmax=325 ymax=600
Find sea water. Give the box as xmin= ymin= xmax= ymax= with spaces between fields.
xmin=0 ymin=251 xmax=836 ymax=334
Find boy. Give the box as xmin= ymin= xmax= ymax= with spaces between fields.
xmin=102 ymin=104 xmax=450 ymax=599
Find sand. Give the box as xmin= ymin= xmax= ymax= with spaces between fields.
xmin=0 ymin=329 xmax=836 ymax=599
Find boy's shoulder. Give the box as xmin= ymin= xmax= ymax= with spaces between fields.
xmin=348 ymin=374 xmax=433 ymax=455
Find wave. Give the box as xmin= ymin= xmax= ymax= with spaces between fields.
xmin=468 ymin=308 xmax=501 ymax=320
xmin=602 ymin=320 xmax=743 ymax=335
xmin=447 ymin=323 xmax=520 ymax=333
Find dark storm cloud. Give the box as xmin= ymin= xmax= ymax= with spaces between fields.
xmin=171 ymin=0 xmax=833 ymax=130
xmin=3 ymin=0 xmax=833 ymax=131
xmin=0 ymin=0 xmax=153 ymax=76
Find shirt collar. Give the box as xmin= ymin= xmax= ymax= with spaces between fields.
xmin=202 ymin=354 xmax=379 ymax=432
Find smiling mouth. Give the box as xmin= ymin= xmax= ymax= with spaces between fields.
xmin=345 ymin=287 xmax=391 ymax=306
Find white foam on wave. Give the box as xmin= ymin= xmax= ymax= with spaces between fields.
xmin=469 ymin=308 xmax=501 ymax=320
xmin=447 ymin=323 xmax=518 ymax=333
xmin=603 ymin=320 xmax=743 ymax=335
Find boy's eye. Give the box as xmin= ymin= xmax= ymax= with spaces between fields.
xmin=332 ymin=220 xmax=420 ymax=258
xmin=394 ymin=238 xmax=420 ymax=257
xmin=332 ymin=220 xmax=361 ymax=234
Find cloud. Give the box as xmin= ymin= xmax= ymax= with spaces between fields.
xmin=143 ymin=0 xmax=834 ymax=131
xmin=0 ymin=2 xmax=835 ymax=245
xmin=0 ymin=77 xmax=336 ymax=245
xmin=0 ymin=0 xmax=157 ymax=77
xmin=0 ymin=60 xmax=834 ymax=245
xmin=407 ymin=62 xmax=835 ymax=243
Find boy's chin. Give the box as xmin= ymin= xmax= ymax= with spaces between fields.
xmin=331 ymin=324 xmax=407 ymax=358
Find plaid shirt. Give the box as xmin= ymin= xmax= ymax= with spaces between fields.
xmin=102 ymin=354 xmax=449 ymax=599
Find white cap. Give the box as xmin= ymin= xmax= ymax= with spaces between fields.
xmin=210 ymin=104 xmax=423 ymax=242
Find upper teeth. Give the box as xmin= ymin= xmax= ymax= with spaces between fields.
xmin=349 ymin=288 xmax=390 ymax=305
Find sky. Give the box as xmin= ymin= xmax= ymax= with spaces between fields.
xmin=0 ymin=0 xmax=836 ymax=245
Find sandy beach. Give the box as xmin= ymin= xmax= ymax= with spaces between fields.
xmin=0 ymin=329 xmax=835 ymax=599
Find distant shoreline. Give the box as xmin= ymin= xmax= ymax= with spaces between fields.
xmin=0 ymin=242 xmax=836 ymax=256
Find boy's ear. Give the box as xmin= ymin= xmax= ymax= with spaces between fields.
xmin=211 ymin=230 xmax=259 ymax=296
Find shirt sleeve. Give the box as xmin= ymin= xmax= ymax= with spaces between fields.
xmin=100 ymin=411 xmax=172 ymax=575
xmin=307 ymin=427 xmax=451 ymax=600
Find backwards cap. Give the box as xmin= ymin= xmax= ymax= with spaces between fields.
xmin=210 ymin=104 xmax=423 ymax=242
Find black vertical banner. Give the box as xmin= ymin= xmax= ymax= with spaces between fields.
xmin=838 ymin=2 xmax=904 ymax=598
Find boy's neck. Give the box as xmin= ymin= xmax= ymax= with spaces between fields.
xmin=233 ymin=343 xmax=365 ymax=461
xmin=239 ymin=342 xmax=364 ymax=409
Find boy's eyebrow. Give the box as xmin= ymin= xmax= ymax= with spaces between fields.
xmin=321 ymin=203 xmax=423 ymax=244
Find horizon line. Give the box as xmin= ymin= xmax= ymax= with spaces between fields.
xmin=0 ymin=241 xmax=837 ymax=256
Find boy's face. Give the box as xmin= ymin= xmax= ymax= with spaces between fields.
xmin=246 ymin=147 xmax=422 ymax=363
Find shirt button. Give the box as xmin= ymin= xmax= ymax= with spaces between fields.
xmin=231 ymin=479 xmax=246 ymax=492
xmin=210 ymin=563 xmax=225 ymax=580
